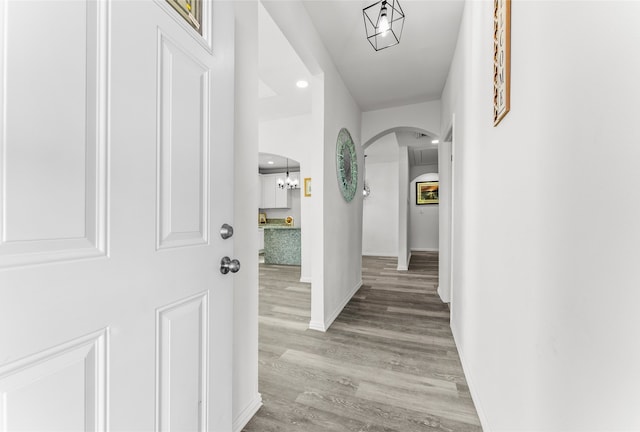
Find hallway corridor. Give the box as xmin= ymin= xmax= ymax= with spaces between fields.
xmin=243 ymin=252 xmax=481 ymax=431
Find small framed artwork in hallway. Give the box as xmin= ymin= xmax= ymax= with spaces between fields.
xmin=416 ymin=181 xmax=439 ymax=205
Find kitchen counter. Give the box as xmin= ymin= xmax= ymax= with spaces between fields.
xmin=261 ymin=225 xmax=300 ymax=230
xmin=263 ymin=226 xmax=301 ymax=265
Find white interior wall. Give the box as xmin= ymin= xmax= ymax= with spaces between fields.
xmin=409 ymin=172 xmax=439 ymax=252
xmin=232 ymin=2 xmax=261 ymax=430
xmin=437 ymin=140 xmax=452 ymax=303
xmin=262 ymin=1 xmax=363 ymax=331
xmin=259 ymin=114 xmax=312 ymax=163
xmin=309 ymin=73 xmax=326 ymax=314
xmin=362 ymin=159 xmax=398 ymax=257
xmin=363 ymin=151 xmax=440 ymax=257
xmin=321 ymin=71 xmax=363 ymax=329
xmin=397 ymin=145 xmax=410 ymax=271
xmin=442 ymin=1 xmax=640 ymax=430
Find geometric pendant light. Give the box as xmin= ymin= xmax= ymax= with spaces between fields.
xmin=362 ymin=0 xmax=405 ymax=51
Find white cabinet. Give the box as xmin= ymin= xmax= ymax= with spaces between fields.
xmin=260 ymin=174 xmax=271 ymax=208
xmin=275 ymin=180 xmax=288 ymax=208
xmin=259 ymin=173 xmax=291 ymax=209
xmin=290 ymin=172 xmax=300 ymax=189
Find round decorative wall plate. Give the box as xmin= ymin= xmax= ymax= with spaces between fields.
xmin=336 ymin=128 xmax=358 ymax=202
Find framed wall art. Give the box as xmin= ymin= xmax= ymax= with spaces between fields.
xmin=336 ymin=128 xmax=358 ymax=203
xmin=304 ymin=178 xmax=312 ymax=197
xmin=166 ymin=0 xmax=202 ymax=34
xmin=416 ymin=181 xmax=439 ymax=205
xmin=493 ymin=0 xmax=511 ymax=126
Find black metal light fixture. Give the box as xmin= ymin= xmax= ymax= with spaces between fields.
xmin=362 ymin=0 xmax=405 ymax=51
xmin=277 ymin=159 xmax=299 ymax=190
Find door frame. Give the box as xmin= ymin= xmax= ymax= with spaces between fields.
xmin=438 ymin=114 xmax=455 ymax=309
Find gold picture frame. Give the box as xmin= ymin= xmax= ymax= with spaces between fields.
xmin=493 ymin=0 xmax=511 ymax=126
xmin=416 ymin=181 xmax=439 ymax=205
xmin=304 ymin=178 xmax=312 ymax=197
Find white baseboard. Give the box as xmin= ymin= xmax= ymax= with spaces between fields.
xmin=232 ymin=393 xmax=263 ymax=432
xmin=437 ymin=285 xmax=450 ymax=303
xmin=451 ymin=323 xmax=491 ymax=431
xmin=299 ymin=276 xmax=312 ymax=283
xmin=308 ymin=280 xmax=362 ymax=332
xmin=397 ymin=251 xmax=411 ymax=271
xmin=362 ymin=252 xmax=396 ymax=257
xmin=308 ymin=320 xmax=326 ymax=332
xmin=325 ymin=279 xmax=362 ymax=330
xmin=411 ymin=247 xmax=439 ymax=252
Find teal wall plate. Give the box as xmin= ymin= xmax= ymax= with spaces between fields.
xmin=336 ymin=128 xmax=358 ymax=202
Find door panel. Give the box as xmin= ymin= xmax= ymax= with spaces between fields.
xmin=0 ymin=0 xmax=235 ymax=430
xmin=0 ymin=0 xmax=108 ymax=267
xmin=157 ymin=292 xmax=208 ymax=432
xmin=0 ymin=330 xmax=107 ymax=432
xmin=157 ymin=33 xmax=210 ymax=250
xmin=4 ymin=0 xmax=86 ymax=242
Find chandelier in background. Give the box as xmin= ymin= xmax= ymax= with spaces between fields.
xmin=277 ymin=158 xmax=299 ymax=190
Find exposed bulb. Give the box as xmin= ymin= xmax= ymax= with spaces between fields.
xmin=378 ymin=6 xmax=390 ymax=36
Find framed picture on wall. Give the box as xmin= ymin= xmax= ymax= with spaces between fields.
xmin=304 ymin=177 xmax=312 ymax=197
xmin=166 ymin=0 xmax=202 ymax=34
xmin=493 ymin=0 xmax=511 ymax=126
xmin=416 ymin=181 xmax=439 ymax=205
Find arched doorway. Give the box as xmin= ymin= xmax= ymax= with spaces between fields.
xmin=362 ymin=127 xmax=439 ymax=271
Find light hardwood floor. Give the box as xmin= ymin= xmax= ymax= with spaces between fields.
xmin=243 ymin=252 xmax=481 ymax=432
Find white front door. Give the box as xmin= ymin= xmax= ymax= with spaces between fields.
xmin=0 ymin=0 xmax=235 ymax=430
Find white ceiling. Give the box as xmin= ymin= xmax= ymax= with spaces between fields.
xmin=258 ymin=1 xmax=460 ymax=166
xmin=259 ymin=3 xmax=312 ymax=122
xmin=397 ymin=130 xmax=438 ymax=166
xmin=302 ymin=0 xmax=464 ymax=111
xmin=259 ymin=153 xmax=301 ymax=172
xmin=408 ymin=146 xmax=438 ymax=166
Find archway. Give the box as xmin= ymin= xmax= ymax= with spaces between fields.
xmin=363 ymin=126 xmax=436 ymax=149
xmin=361 ymin=127 xmax=439 ymax=271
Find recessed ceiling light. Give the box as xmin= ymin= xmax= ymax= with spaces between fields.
xmin=296 ymin=80 xmax=309 ymax=89
xmin=431 ymin=139 xmax=440 ymax=144
xmin=267 ymin=161 xmax=274 ymax=165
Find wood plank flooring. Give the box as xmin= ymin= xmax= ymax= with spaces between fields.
xmin=243 ymin=252 xmax=481 ymax=432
